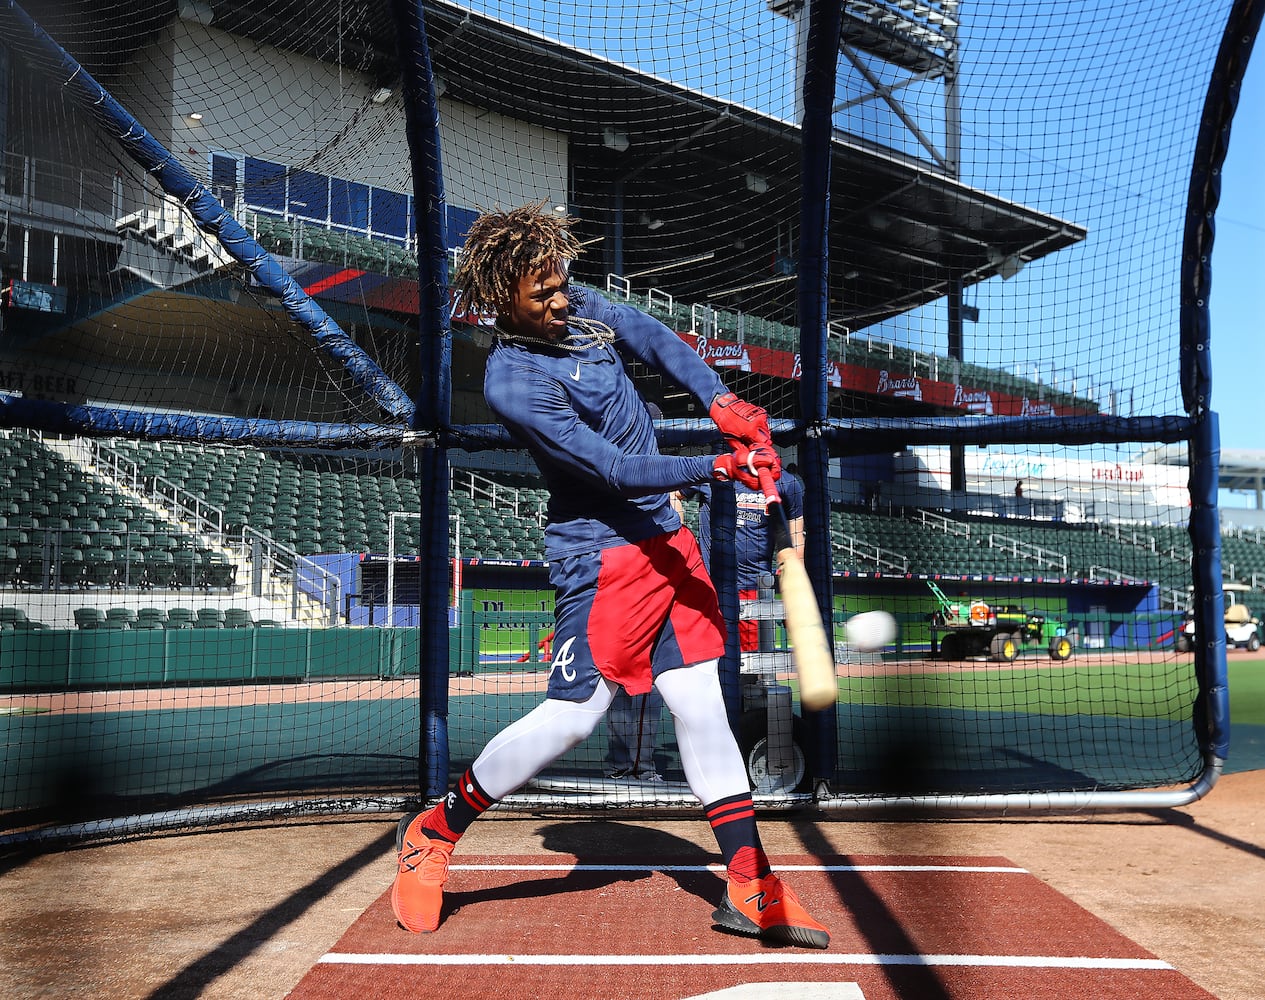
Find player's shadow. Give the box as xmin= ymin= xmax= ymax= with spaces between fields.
xmin=442 ymin=820 xmax=723 ymax=920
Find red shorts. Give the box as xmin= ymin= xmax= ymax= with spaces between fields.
xmin=546 ymin=528 xmax=726 ymax=700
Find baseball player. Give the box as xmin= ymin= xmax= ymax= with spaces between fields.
xmin=390 ymin=203 xmax=828 ymax=949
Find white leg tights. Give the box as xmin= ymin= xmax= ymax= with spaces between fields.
xmin=470 ymin=679 xmax=618 ymax=801
xmin=655 ymin=659 xmax=751 ymax=805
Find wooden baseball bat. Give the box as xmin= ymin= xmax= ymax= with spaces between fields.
xmin=758 ymin=469 xmax=837 ymax=711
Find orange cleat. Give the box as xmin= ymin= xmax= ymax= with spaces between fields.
xmin=390 ymin=806 xmax=455 ymax=933
xmin=711 ymin=872 xmax=830 ymax=949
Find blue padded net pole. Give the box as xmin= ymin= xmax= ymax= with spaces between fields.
xmin=796 ymin=0 xmax=846 ymax=784
xmin=392 ymin=0 xmax=453 ymax=799
xmin=1179 ymin=0 xmax=1264 ymax=764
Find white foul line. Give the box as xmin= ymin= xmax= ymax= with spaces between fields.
xmin=335 ymin=863 xmax=1164 ymax=973
xmin=319 ymin=953 xmax=1173 ymax=971
xmin=446 ymin=864 xmax=1030 ymax=874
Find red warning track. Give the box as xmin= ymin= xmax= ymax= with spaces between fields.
xmin=288 ymin=854 xmax=1216 ymax=1000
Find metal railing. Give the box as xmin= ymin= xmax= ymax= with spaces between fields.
xmin=833 ymin=534 xmax=909 ymax=574
xmin=86 ymin=440 xmax=342 ymax=623
xmin=238 ymin=526 xmax=340 ymax=625
xmin=916 ymin=507 xmax=971 ymax=538
xmin=987 ymin=533 xmax=1068 ymax=574
xmin=451 ymin=467 xmax=546 ymax=524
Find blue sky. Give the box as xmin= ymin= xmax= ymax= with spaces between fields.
xmin=1209 ymin=49 xmax=1264 ymax=454
xmin=464 ymin=1 xmax=1259 ymax=452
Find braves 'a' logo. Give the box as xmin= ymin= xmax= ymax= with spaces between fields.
xmin=548 ymin=636 xmax=579 ymax=682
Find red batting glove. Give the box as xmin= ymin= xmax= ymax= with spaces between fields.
xmin=709 ymin=392 xmax=772 ymax=448
xmin=712 ymin=443 xmax=781 ymax=490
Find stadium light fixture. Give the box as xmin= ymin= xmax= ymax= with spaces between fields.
xmin=745 ymin=172 xmax=769 ymax=194
xmin=987 ymin=248 xmax=1025 ymax=280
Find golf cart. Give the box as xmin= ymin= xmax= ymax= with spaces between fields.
xmin=1176 ymin=582 xmax=1261 ymax=652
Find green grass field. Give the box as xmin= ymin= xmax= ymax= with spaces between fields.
xmin=825 ymin=658 xmax=1265 ymax=725
xmin=1228 ymin=660 xmax=1265 ymax=726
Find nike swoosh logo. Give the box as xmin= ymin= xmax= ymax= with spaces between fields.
xmin=570 ymin=363 xmax=581 ymax=381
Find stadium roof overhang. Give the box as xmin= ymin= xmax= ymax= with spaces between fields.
xmin=146 ymin=0 xmax=1085 ymax=331
xmin=418 ymin=0 xmax=1087 ymax=330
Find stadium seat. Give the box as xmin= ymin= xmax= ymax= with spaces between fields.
xmin=0 ymin=527 xmax=27 ymax=548
xmin=194 ymin=607 xmax=225 ymax=628
xmin=60 ymin=548 xmax=88 ymax=589
xmin=223 ymin=608 xmax=254 ymax=628
xmin=73 ymin=607 xmax=106 ymax=629
xmin=133 ymin=608 xmax=166 ymax=630
xmin=202 ymin=553 xmax=237 ymax=589
xmin=14 ymin=545 xmax=47 ymax=587
xmin=164 ymin=608 xmax=195 ymax=629
xmin=170 ymin=549 xmax=201 ymax=589
xmin=105 ymin=607 xmax=137 ymax=628
xmin=83 ymin=548 xmax=118 ymax=589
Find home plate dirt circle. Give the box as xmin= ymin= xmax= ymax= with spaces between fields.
xmin=287 ymin=854 xmax=1218 ymax=1000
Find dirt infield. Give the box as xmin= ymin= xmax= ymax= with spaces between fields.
xmin=1 ymin=768 xmax=1262 ymax=1000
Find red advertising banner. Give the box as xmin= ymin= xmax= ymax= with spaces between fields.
xmin=292 ymin=261 xmax=1089 ymax=418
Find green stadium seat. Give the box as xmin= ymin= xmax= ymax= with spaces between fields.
xmin=105 ymin=607 xmax=137 ymax=627
xmin=202 ymin=553 xmax=237 ymax=589
xmin=223 ymin=608 xmax=254 ymax=628
xmin=15 ymin=544 xmax=47 ymax=587
xmin=133 ymin=608 xmax=166 ymax=630
xmin=194 ymin=607 xmax=225 ymax=628
xmin=59 ymin=548 xmax=88 ymax=589
xmin=73 ymin=607 xmax=105 ymax=629
xmin=83 ymin=548 xmax=118 ymax=589
xmin=164 ymin=607 xmax=196 ymax=629
xmin=170 ymin=549 xmax=200 ymax=589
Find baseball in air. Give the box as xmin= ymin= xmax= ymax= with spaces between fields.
xmin=845 ymin=610 xmax=897 ymax=652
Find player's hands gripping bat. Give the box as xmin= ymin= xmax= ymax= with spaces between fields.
xmin=711 ymin=441 xmax=780 ymax=488
xmin=710 ymin=392 xmax=772 ymax=449
xmin=758 ymin=469 xmax=837 ymax=711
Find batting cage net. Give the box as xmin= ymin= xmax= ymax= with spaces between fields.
xmin=0 ymin=0 xmax=1256 ymax=843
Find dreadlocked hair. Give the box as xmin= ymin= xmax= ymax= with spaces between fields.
xmin=452 ymin=202 xmax=584 ymax=317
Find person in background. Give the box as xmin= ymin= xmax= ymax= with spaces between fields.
xmin=679 ymin=469 xmax=805 ymax=652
